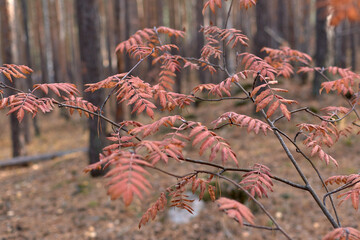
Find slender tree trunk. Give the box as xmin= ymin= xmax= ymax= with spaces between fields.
xmin=76 ymin=0 xmax=107 ymax=177
xmin=36 ymin=0 xmax=49 ymax=85
xmin=169 ymin=0 xmax=182 ymax=93
xmin=277 ymin=0 xmax=288 ymax=43
xmin=114 ymin=0 xmax=125 ymax=123
xmin=0 ymin=0 xmax=24 ymax=157
xmin=195 ymin=0 xmax=207 ymax=84
xmin=20 ymin=0 xmax=40 ymax=142
xmin=313 ymin=0 xmax=328 ymax=96
xmin=299 ymin=0 xmax=311 ymax=84
xmin=254 ymin=0 xmax=271 ymax=58
xmin=42 ymin=0 xmax=55 ymax=83
xmin=350 ymin=23 xmax=357 ymax=70
xmin=334 ymin=21 xmax=347 ymax=68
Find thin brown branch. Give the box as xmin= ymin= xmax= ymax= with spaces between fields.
xmin=220 ymin=167 xmax=307 ymax=190
xmin=185 ymin=57 xmax=225 ymax=71
xmin=274 ymin=127 xmax=341 ymax=226
xmin=323 ymin=179 xmax=360 ymax=206
xmin=100 ymin=48 xmax=155 ymax=112
xmin=194 ymin=95 xmax=249 ymax=102
xmin=231 ymin=76 xmax=339 ymax=228
xmin=147 ymin=165 xmax=194 ymax=179
xmin=196 ymin=170 xmax=293 ymax=240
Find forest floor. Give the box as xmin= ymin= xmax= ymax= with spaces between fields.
xmin=0 ymin=80 xmax=359 ymax=240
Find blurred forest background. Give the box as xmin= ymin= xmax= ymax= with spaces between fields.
xmin=1 ymin=0 xmax=360 ymax=239
xmin=0 ymin=0 xmax=359 ymax=160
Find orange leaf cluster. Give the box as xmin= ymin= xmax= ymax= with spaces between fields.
xmin=326 ymin=174 xmax=360 ymax=210
xmin=202 ymin=0 xmax=257 ymax=14
xmin=262 ymin=47 xmax=312 ymax=78
xmin=0 ymin=64 xmax=33 ymax=82
xmin=115 ymin=76 xmax=156 ymax=119
xmin=251 ymin=81 xmax=297 ymax=120
xmin=240 ymin=164 xmax=274 ymax=198
xmin=238 ymin=0 xmax=257 ymax=9
xmin=138 ymin=192 xmax=167 ymax=228
xmin=152 ymin=53 xmax=183 ymax=91
xmin=216 ymin=197 xmax=255 ymax=226
xmin=192 ymin=76 xmax=237 ymax=97
xmin=0 ymin=93 xmax=54 ymax=122
xmin=199 ymin=26 xmax=248 ymax=74
xmin=202 ymin=26 xmax=249 ymax=48
xmin=298 ymin=122 xmax=341 ymax=147
xmin=85 ymin=150 xmax=152 ymax=206
xmin=129 ymin=115 xmax=182 ymax=137
xmin=84 ymin=73 xmax=126 ymax=92
xmin=191 ymin=176 xmax=216 ymax=201
xmin=115 ymin=27 xmax=184 ymax=55
xmin=320 ymin=67 xmax=360 ymax=96
xmin=324 ymin=0 xmax=360 ymax=26
xmin=167 ymin=177 xmax=196 ymax=214
xmin=33 ymin=83 xmax=79 ymax=97
xmin=137 ymin=138 xmax=185 ymax=165
xmin=212 ymin=112 xmax=271 ymax=135
xmin=188 ymin=122 xmax=238 ymax=165
xmin=238 ymin=53 xmax=277 ymax=80
xmin=62 ymin=96 xmax=99 ymax=118
xmin=154 ymin=88 xmax=194 ymax=111
xmin=202 ymin=0 xmax=222 ymax=14
xmin=299 ymin=123 xmax=341 ymax=166
xmin=322 ymin=227 xmax=360 ymax=240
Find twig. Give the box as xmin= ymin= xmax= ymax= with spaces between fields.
xmin=196 ymin=170 xmax=293 ymax=240
xmin=274 ymin=128 xmax=341 ymax=226
xmin=146 ymin=165 xmax=194 ymax=179
xmin=185 ymin=57 xmax=225 ymax=71
xmin=323 ymin=179 xmax=360 ymax=206
xmin=230 ymin=73 xmax=339 ymax=228
xmin=220 ymin=167 xmax=307 ymax=190
xmin=100 ymin=48 xmax=155 ymax=112
xmin=194 ymin=96 xmax=249 ymax=102
xmin=243 ymin=223 xmax=279 ymax=231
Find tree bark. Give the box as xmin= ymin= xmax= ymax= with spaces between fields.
xmin=350 ymin=23 xmax=357 ymax=71
xmin=313 ymin=1 xmax=328 ymax=96
xmin=334 ymin=21 xmax=347 ymax=68
xmin=0 ymin=0 xmax=24 ymax=157
xmin=76 ymin=0 xmax=106 ymax=177
xmin=254 ymin=0 xmax=271 ymax=58
xmin=35 ymin=0 xmax=49 ymax=85
xmin=114 ymin=0 xmax=125 ymax=123
xmin=42 ymin=0 xmax=55 ymax=83
xmin=195 ymin=0 xmax=207 ymax=84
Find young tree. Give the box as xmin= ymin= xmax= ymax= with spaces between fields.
xmin=1 ymin=1 xmax=360 ymax=239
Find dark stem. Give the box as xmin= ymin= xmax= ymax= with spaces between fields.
xmin=196 ymin=170 xmax=293 ymax=240
xmin=100 ymin=48 xmax=155 ymax=112
xmin=275 ymin=128 xmax=341 ymax=226
xmin=323 ymin=179 xmax=360 ymax=206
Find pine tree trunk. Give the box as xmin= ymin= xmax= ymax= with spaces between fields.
xmin=0 ymin=0 xmax=24 ymax=157
xmin=350 ymin=23 xmax=357 ymax=71
xmin=76 ymin=0 xmax=107 ymax=177
xmin=254 ymin=0 xmax=271 ymax=58
xmin=114 ymin=0 xmax=124 ymax=123
xmin=334 ymin=21 xmax=348 ymax=68
xmin=313 ymin=1 xmax=328 ymax=96
xmin=195 ymin=0 xmax=207 ymax=84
